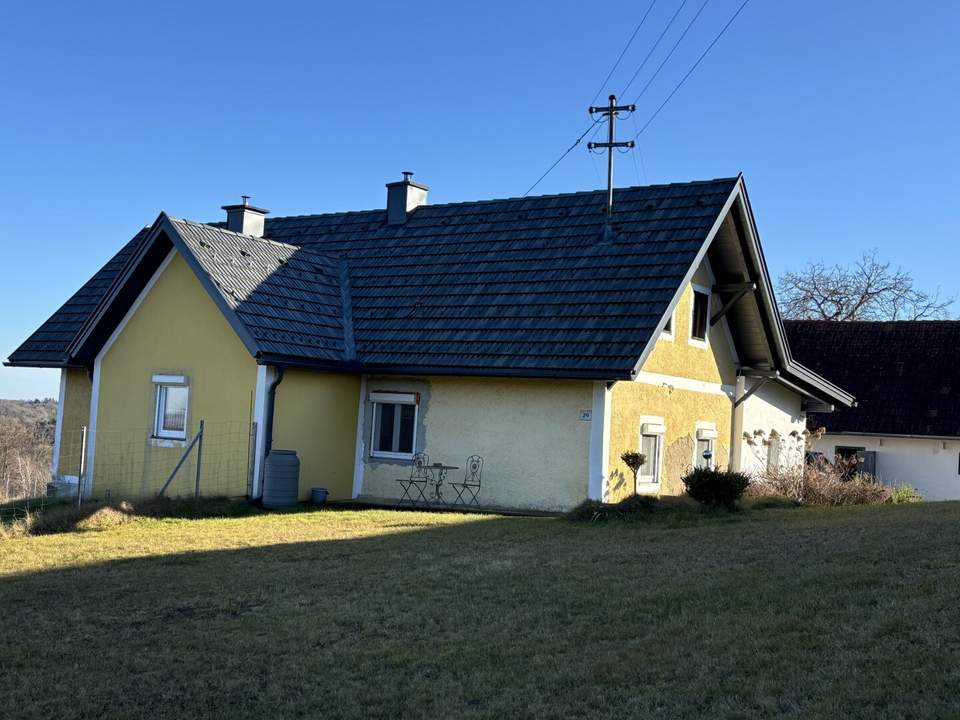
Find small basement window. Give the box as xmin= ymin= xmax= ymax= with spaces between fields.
xmin=153 ymin=375 xmax=188 ymax=440
xmin=691 ymin=288 xmax=709 ymax=342
xmin=370 ymin=392 xmax=418 ymax=459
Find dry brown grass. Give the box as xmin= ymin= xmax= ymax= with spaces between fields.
xmin=3 ymin=504 xmax=960 ymax=718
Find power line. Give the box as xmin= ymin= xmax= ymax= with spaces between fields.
xmin=590 ymin=0 xmax=659 ymax=106
xmin=630 ymin=0 xmax=712 ymax=106
xmin=524 ymin=1 xmax=658 ymax=197
xmin=522 ymin=118 xmax=601 ymax=197
xmin=632 ymin=0 xmax=752 ymax=140
xmin=619 ymin=0 xmax=690 ymax=99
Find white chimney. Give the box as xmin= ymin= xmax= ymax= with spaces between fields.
xmin=386 ymin=171 xmax=428 ymax=225
xmin=222 ymin=196 xmax=269 ymax=237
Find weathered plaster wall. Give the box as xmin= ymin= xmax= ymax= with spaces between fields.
xmin=359 ymin=376 xmax=594 ymax=511
xmin=811 ymin=434 xmax=960 ymax=501
xmin=608 ymin=382 xmax=731 ymax=499
xmin=607 ymin=263 xmax=737 ymax=499
xmin=271 ymin=369 xmax=360 ymax=501
xmin=57 ymin=368 xmax=92 ymax=477
xmin=740 ymin=380 xmax=807 ymax=477
xmin=93 ymin=252 xmax=258 ymax=498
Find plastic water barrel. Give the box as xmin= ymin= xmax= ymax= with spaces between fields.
xmin=311 ymin=487 xmax=329 ymax=505
xmin=263 ymin=450 xmax=300 ymax=508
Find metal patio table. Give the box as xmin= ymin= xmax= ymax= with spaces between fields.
xmin=429 ymin=463 xmax=459 ymax=505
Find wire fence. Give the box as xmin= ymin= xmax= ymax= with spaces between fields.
xmin=56 ymin=418 xmax=256 ymax=502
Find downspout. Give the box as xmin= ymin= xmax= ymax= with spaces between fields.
xmin=264 ymin=367 xmax=285 ymax=458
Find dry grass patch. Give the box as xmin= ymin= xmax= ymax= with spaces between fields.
xmin=2 ymin=504 xmax=960 ymax=718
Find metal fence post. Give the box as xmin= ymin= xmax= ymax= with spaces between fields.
xmin=194 ymin=420 xmax=204 ymax=499
xmin=77 ymin=425 xmax=88 ymax=507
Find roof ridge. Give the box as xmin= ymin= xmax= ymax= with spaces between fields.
xmin=263 ymin=177 xmax=740 ymax=223
xmin=169 ymin=215 xmax=303 ymax=252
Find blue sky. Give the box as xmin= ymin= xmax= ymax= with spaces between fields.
xmin=1 ymin=0 xmax=957 ymax=399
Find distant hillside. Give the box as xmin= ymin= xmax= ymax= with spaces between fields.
xmin=0 ymin=398 xmax=57 ymax=426
xmin=0 ymin=399 xmax=57 ymax=501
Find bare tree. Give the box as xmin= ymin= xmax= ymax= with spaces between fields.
xmin=778 ymin=249 xmax=953 ymax=321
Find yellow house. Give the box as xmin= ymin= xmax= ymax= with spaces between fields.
xmin=7 ymin=175 xmax=853 ymax=511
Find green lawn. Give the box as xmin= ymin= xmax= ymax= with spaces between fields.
xmin=2 ymin=503 xmax=960 ymax=718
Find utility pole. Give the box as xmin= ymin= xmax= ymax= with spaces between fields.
xmin=588 ymin=94 xmax=636 ymax=218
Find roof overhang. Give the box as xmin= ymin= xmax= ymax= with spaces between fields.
xmin=631 ymin=176 xmax=855 ymax=409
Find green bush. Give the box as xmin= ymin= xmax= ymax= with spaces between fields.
xmin=886 ymin=485 xmax=923 ymax=504
xmin=682 ymin=467 xmax=750 ymax=509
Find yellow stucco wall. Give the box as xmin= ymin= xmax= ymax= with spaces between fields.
xmin=271 ymin=368 xmax=360 ymax=501
xmin=607 ymin=265 xmax=737 ymax=500
xmin=360 ymin=376 xmax=594 ymax=512
xmin=57 ymin=368 xmax=91 ymax=477
xmin=608 ymin=384 xmax=731 ymax=499
xmin=93 ymin=251 xmax=258 ymax=499
xmin=639 ymin=265 xmax=737 ymax=386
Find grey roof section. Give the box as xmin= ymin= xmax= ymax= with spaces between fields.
xmin=8 ymin=178 xmax=742 ymax=379
xmin=6 ymin=227 xmax=150 ymax=367
xmin=167 ymin=219 xmax=349 ymax=364
xmin=264 ymin=179 xmax=740 ymax=376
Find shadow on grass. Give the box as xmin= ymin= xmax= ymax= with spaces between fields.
xmin=3 ymin=502 xmax=960 ymax=720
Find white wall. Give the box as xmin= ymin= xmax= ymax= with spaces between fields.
xmin=739 ymin=381 xmax=807 ymax=477
xmin=357 ymin=375 xmax=595 ymax=512
xmin=811 ymin=434 xmax=960 ymax=501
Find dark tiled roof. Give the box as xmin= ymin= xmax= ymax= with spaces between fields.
xmin=7 ymin=228 xmax=150 ymax=366
xmin=9 ymin=178 xmax=739 ymax=378
xmin=265 ymin=180 xmax=738 ymax=375
xmin=169 ymin=219 xmax=349 ymax=363
xmin=785 ymin=320 xmax=960 ymax=437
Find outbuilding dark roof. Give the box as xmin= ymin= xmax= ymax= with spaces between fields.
xmin=785 ymin=320 xmax=960 ymax=437
xmin=9 ymin=179 xmax=743 ymax=379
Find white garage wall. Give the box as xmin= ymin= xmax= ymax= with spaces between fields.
xmin=740 ymin=381 xmax=807 ymax=477
xmin=811 ymin=434 xmax=960 ymax=501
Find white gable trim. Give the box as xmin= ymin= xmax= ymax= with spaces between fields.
xmin=84 ymin=249 xmax=176 ymax=498
xmin=352 ymin=374 xmax=368 ymax=498
xmin=51 ymin=369 xmax=67 ymax=478
xmin=634 ymin=370 xmax=735 ymax=398
xmin=630 ymin=182 xmax=742 ymax=379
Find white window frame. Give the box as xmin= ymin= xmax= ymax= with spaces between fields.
xmin=637 ymin=416 xmax=665 ymax=491
xmin=694 ymin=424 xmax=718 ymax=470
xmin=688 ymin=283 xmax=711 ymax=348
xmin=660 ymin=307 xmax=675 ymax=341
xmin=152 ymin=374 xmax=189 ymax=440
xmin=369 ymin=391 xmax=419 ymax=460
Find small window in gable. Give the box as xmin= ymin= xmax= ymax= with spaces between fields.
xmin=370 ymin=392 xmax=418 ymax=459
xmin=153 ymin=375 xmax=188 ymax=440
xmin=691 ymin=289 xmax=709 ymax=342
xmin=661 ymin=310 xmax=674 ymax=340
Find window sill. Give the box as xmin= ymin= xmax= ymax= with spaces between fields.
xmin=635 ymin=482 xmax=661 ymax=494
xmin=370 ymin=451 xmax=415 ymax=461
xmin=149 ymin=436 xmax=187 ymax=448
xmin=687 ymin=337 xmax=708 ymax=349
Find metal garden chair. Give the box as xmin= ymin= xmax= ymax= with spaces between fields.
xmin=450 ymin=455 xmax=483 ymax=506
xmin=396 ymin=453 xmax=433 ymax=507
